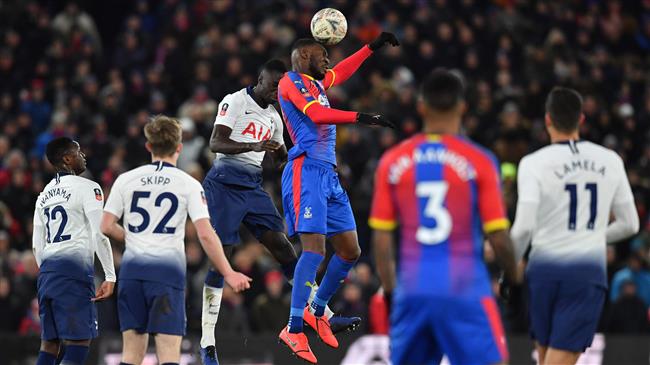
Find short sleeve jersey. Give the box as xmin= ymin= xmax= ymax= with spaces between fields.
xmin=369 ymin=134 xmax=509 ymax=298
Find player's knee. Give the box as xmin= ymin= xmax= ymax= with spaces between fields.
xmin=40 ymin=340 xmax=60 ymax=354
xmin=265 ymin=233 xmax=297 ymax=264
xmin=339 ymin=244 xmax=361 ymax=261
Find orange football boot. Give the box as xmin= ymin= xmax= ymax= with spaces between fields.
xmin=303 ymin=306 xmax=339 ymax=348
xmin=278 ymin=326 xmax=317 ymax=364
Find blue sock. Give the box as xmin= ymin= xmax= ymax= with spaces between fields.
xmin=288 ymin=251 xmax=323 ymax=333
xmin=37 ymin=351 xmax=56 ymax=365
xmin=61 ymin=345 xmax=88 ymax=365
xmin=205 ymin=269 xmax=224 ymax=288
xmin=312 ymin=254 xmax=356 ymax=317
xmin=281 ymin=259 xmax=297 ymax=281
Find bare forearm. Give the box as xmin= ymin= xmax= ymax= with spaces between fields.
xmin=372 ymin=230 xmax=397 ymax=293
xmin=487 ymin=230 xmax=519 ymax=284
xmin=210 ymin=139 xmax=257 ymax=154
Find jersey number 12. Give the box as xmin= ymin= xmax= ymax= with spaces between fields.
xmin=565 ymin=183 xmax=597 ymax=230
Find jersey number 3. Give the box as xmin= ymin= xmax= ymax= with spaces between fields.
xmin=565 ymin=183 xmax=597 ymax=230
xmin=128 ymin=191 xmax=179 ymax=234
xmin=416 ymin=181 xmax=452 ymax=245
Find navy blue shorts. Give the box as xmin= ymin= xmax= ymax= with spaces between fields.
xmin=527 ymin=279 xmax=605 ymax=352
xmin=203 ymin=175 xmax=284 ymax=245
xmin=281 ymin=156 xmax=356 ymax=237
xmin=118 ymin=279 xmax=186 ymax=336
xmin=391 ymin=295 xmax=508 ymax=365
xmin=37 ymin=273 xmax=97 ymax=341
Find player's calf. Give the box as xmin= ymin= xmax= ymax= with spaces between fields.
xmin=37 ymin=340 xmax=59 ymax=365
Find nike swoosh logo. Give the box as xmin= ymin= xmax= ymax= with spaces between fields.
xmin=305 ymin=281 xmax=314 ymax=288
xmin=287 ymin=337 xmax=298 ymax=347
xmin=245 ymin=110 xmax=254 ymax=114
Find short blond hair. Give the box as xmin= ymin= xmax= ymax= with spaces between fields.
xmin=144 ymin=115 xmax=182 ymax=157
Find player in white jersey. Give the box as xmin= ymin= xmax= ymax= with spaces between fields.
xmin=33 ymin=137 xmax=116 ymax=365
xmin=200 ymin=60 xmax=359 ymax=365
xmin=509 ymin=87 xmax=639 ymax=365
xmin=100 ymin=116 xmax=251 ymax=365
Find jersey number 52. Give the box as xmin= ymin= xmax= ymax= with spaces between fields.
xmin=128 ymin=191 xmax=178 ymax=234
xmin=416 ymin=181 xmax=452 ymax=245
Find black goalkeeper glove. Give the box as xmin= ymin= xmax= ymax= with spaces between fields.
xmin=357 ymin=113 xmax=395 ymax=129
xmin=369 ymin=32 xmax=400 ymax=51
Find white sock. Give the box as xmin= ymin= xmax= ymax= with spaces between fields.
xmin=200 ymin=285 xmax=223 ymax=348
xmin=306 ymin=282 xmax=334 ymax=319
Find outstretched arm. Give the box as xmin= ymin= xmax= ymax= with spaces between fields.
xmin=323 ymin=46 xmax=373 ymax=89
xmin=322 ymin=32 xmax=399 ymax=89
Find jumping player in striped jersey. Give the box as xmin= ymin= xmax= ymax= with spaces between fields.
xmin=199 ymin=60 xmax=361 ymax=365
xmin=101 ymin=116 xmax=251 ymax=365
xmin=509 ymin=87 xmax=639 ymax=365
xmin=276 ymin=34 xmax=398 ymax=363
xmin=33 ymin=137 xmax=116 ymax=365
xmin=370 ymin=70 xmax=520 ymax=365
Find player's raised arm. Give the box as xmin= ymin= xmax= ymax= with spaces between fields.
xmin=323 ymin=32 xmax=399 ymax=89
xmin=606 ymin=157 xmax=639 ymax=243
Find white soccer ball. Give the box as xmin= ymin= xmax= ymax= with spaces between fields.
xmin=310 ymin=8 xmax=347 ymax=46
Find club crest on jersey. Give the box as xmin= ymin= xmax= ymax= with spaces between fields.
xmin=300 ymin=87 xmax=310 ymax=98
xmin=219 ymin=103 xmax=229 ymax=116
xmin=304 ymin=206 xmax=313 ymax=219
xmin=318 ymin=94 xmax=330 ymax=107
xmin=94 ymin=188 xmax=102 ymax=201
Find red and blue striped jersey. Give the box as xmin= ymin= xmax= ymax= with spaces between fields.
xmin=278 ymin=71 xmax=337 ymax=165
xmin=369 ymin=134 xmax=510 ymax=298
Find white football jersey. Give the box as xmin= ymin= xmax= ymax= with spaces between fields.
xmin=214 ymin=87 xmax=284 ymax=167
xmin=517 ymin=140 xmax=634 ymax=284
xmin=104 ymin=161 xmax=210 ymax=288
xmin=33 ymin=173 xmax=114 ymax=282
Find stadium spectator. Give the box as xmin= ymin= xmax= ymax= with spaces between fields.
xmin=610 ymin=252 xmax=650 ymax=308
xmin=251 ymin=270 xmax=290 ymax=333
xmin=0 ymin=0 xmax=649 ymax=340
xmin=605 ymin=280 xmax=650 ymax=333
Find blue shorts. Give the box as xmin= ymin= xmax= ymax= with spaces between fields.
xmin=391 ymin=295 xmax=508 ymax=365
xmin=37 ymin=273 xmax=97 ymax=341
xmin=281 ymin=156 xmax=356 ymax=237
xmin=527 ymin=279 xmax=605 ymax=352
xmin=203 ymin=170 xmax=284 ymax=245
xmin=118 ymin=279 xmax=186 ymax=336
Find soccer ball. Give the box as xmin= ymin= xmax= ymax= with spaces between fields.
xmin=310 ymin=8 xmax=347 ymax=45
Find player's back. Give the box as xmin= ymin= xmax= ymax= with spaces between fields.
xmin=520 ymin=140 xmax=628 ymax=285
xmin=34 ymin=173 xmax=102 ymax=283
xmin=372 ymin=134 xmax=508 ymax=298
xmin=105 ymin=161 xmax=207 ymax=289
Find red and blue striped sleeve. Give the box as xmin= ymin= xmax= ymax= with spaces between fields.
xmin=369 ymin=152 xmax=397 ymax=230
xmin=322 ymin=45 xmax=373 ymax=89
xmin=476 ymin=152 xmax=510 ymax=233
xmin=279 ymin=73 xmax=358 ymax=124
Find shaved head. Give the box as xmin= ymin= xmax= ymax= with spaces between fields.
xmin=290 ymin=38 xmax=329 ymax=79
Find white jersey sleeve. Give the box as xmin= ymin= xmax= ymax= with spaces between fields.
xmin=214 ymin=93 xmax=244 ymax=129
xmin=32 ymin=204 xmax=46 ymax=266
xmin=510 ymin=156 xmax=540 ymax=260
xmin=611 ymin=155 xmax=634 ymax=205
xmin=81 ymin=184 xmax=116 ymax=282
xmin=271 ymin=109 xmax=284 ymax=145
xmin=187 ymin=180 xmax=210 ymax=222
xmin=104 ymin=176 xmax=125 ymax=218
xmin=515 ymin=156 xmax=540 ymax=204
xmin=606 ymin=156 xmax=639 ymax=243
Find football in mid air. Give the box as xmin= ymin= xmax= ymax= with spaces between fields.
xmin=310 ymin=8 xmax=347 ymax=45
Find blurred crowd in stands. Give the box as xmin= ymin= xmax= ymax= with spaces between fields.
xmin=1 ymin=0 xmax=650 ymax=337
